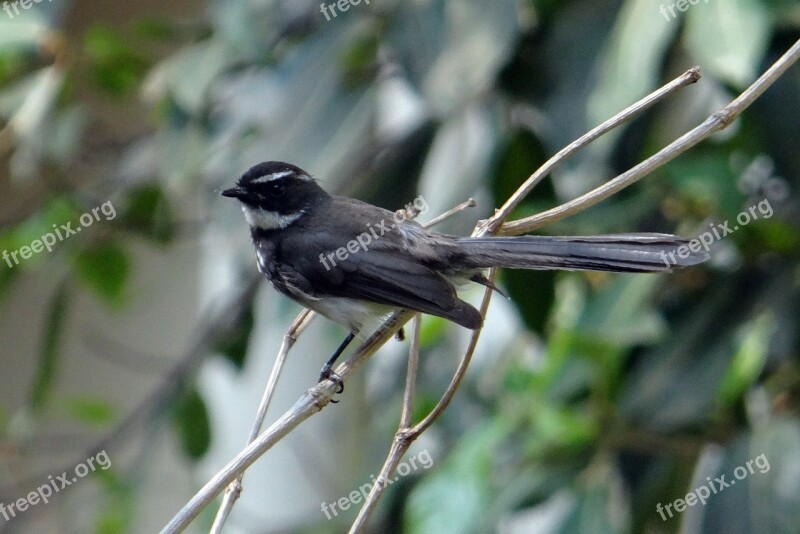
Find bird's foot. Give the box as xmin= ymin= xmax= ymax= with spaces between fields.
xmin=319 ymin=365 xmax=344 ymax=402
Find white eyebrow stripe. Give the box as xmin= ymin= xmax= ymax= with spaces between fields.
xmin=251 ymin=171 xmax=293 ymax=184
xmin=251 ymin=170 xmax=312 ymax=184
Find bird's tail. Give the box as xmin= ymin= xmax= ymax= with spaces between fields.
xmin=455 ymin=233 xmax=708 ymax=273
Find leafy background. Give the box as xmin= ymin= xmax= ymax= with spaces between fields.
xmin=0 ymin=0 xmax=799 ymax=532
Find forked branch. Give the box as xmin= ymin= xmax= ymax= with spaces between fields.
xmin=161 ymin=38 xmax=800 ymax=534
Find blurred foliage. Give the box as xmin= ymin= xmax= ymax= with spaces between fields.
xmin=173 ymin=387 xmax=212 ymax=461
xmin=29 ymin=282 xmax=68 ymax=410
xmin=1 ymin=0 xmax=799 ymax=532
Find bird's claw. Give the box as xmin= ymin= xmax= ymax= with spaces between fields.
xmin=319 ymin=366 xmax=344 ymax=402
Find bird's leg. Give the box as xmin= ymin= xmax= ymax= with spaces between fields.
xmin=319 ymin=331 xmax=355 ymax=397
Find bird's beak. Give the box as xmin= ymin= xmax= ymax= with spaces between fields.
xmin=221 ymin=186 xmax=246 ymax=199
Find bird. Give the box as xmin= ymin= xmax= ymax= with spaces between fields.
xmin=222 ymin=161 xmax=707 ymax=392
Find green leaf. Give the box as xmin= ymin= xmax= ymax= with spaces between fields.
xmin=528 ymin=403 xmax=598 ymax=451
xmin=93 ymin=469 xmax=134 ymax=534
xmin=338 ymin=29 xmax=380 ymax=88
xmin=662 ymin=149 xmax=745 ymax=218
xmin=173 ymin=387 xmax=211 ymax=460
xmin=213 ymin=300 xmax=254 ymax=371
xmin=84 ymin=26 xmax=150 ymax=95
xmin=686 ymin=0 xmax=772 ymax=87
xmin=151 ymin=40 xmax=234 ymax=113
xmin=588 ymin=0 xmax=679 ymax=131
xmin=698 ymin=426 xmax=800 ymax=531
xmin=0 ymin=261 xmax=18 ymax=303
xmin=134 ymin=18 xmax=176 ymax=41
xmin=0 ymin=50 xmax=26 ymax=86
xmin=558 ymin=460 xmax=629 ymax=534
xmin=63 ymin=396 xmax=117 ymax=427
xmin=748 ymin=420 xmax=800 ymax=531
xmin=717 ymin=312 xmax=774 ymax=405
xmin=95 ymin=510 xmax=128 ymax=534
xmin=410 ymin=392 xmax=440 ymax=425
xmin=388 ymin=0 xmax=520 ymax=115
xmin=75 ymin=242 xmax=130 ymax=305
xmin=419 ymin=314 xmax=447 ymax=348
xmin=30 ymin=283 xmax=68 ymax=410
xmin=1 ymin=197 xmax=79 ymax=266
xmin=502 ymin=270 xmax=556 ymax=334
xmin=406 ymin=421 xmax=507 ymax=534
xmin=577 ymin=275 xmax=667 ymax=346
xmin=122 ymin=185 xmax=176 ymax=245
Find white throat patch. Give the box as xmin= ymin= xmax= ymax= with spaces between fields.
xmin=242 ymin=205 xmax=304 ymax=230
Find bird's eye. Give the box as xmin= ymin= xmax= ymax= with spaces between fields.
xmin=268 ymin=182 xmax=286 ymax=197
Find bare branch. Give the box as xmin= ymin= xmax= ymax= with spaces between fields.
xmin=412 ymin=269 xmax=497 ymax=435
xmin=478 ymin=67 xmax=702 ymax=236
xmin=399 ymin=314 xmax=422 ymax=429
xmin=423 ymin=198 xmax=478 ymax=229
xmin=349 ymin=270 xmax=498 ymax=532
xmin=500 ymin=39 xmax=800 ymax=234
xmin=160 ymin=39 xmax=800 ymax=533
xmin=160 ymin=311 xmax=414 ymax=534
xmin=349 ymin=314 xmax=423 ymax=532
xmin=210 ymin=309 xmax=315 ymax=533
xmin=201 ymin=196 xmax=476 ymax=532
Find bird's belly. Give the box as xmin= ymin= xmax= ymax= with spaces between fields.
xmin=303 ymin=297 xmax=395 ymax=335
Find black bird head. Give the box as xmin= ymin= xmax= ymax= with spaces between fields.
xmin=222 ymin=161 xmax=328 ymax=231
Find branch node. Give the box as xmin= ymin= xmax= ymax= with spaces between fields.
xmin=226 ymin=481 xmax=242 ymax=500
xmin=395 ymin=429 xmax=415 ymax=447
xmin=713 ymin=109 xmax=734 ymax=127
xmin=311 ymin=386 xmax=333 ymax=408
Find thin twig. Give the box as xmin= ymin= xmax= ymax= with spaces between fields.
xmin=210 ymin=309 xmax=315 ymax=533
xmin=399 ymin=314 xmax=422 ymax=429
xmin=500 ymin=39 xmax=800 ymax=234
xmin=348 ymin=314 xmax=424 ymax=532
xmin=161 ymin=39 xmax=800 ymax=533
xmin=160 ymin=311 xmax=415 ymax=534
xmin=478 ymin=67 xmax=702 ymax=236
xmin=206 ymin=196 xmax=474 ymax=531
xmin=346 ymin=38 xmax=800 ymax=532
xmin=349 ymin=273 xmax=496 ymax=532
xmin=342 ymin=67 xmax=698 ymax=525
xmin=423 ymin=198 xmax=478 ymax=229
xmin=411 ymin=269 xmax=496 ymax=435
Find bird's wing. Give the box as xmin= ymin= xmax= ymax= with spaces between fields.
xmin=277 ymin=228 xmax=482 ymax=329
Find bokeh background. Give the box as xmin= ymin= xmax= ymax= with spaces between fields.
xmin=1 ymin=0 xmax=799 ymax=532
